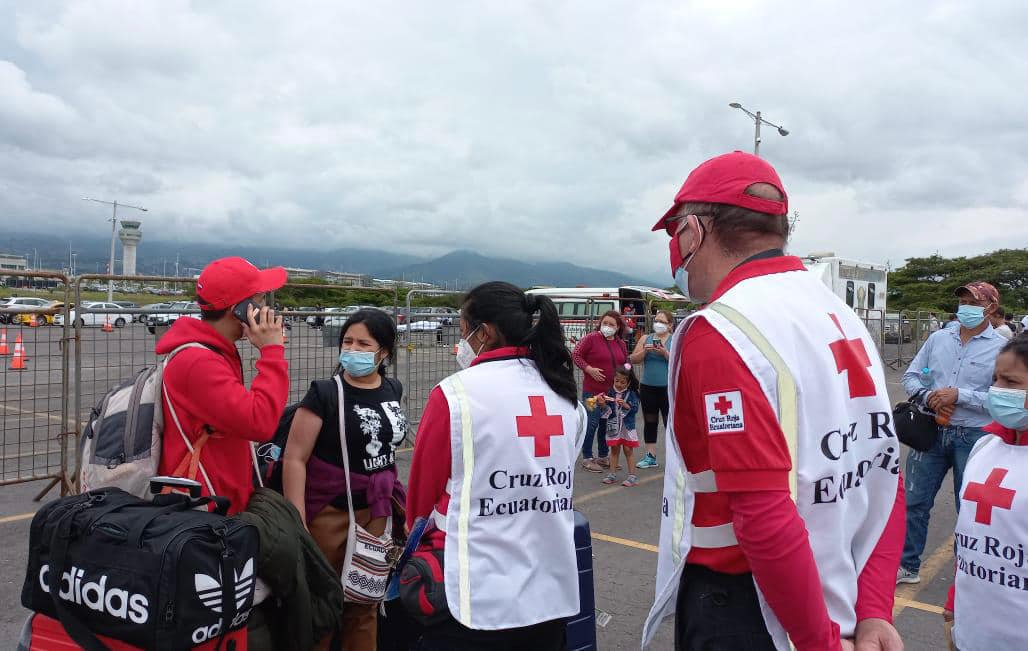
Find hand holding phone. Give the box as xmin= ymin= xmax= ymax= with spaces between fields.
xmin=237 ymin=301 xmax=284 ymax=349
xmin=233 ymin=299 xmax=262 ymax=325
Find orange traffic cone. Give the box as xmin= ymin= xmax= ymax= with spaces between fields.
xmin=282 ymin=325 xmax=289 ymax=344
xmin=28 ymin=314 xmax=40 ymax=328
xmin=102 ymin=317 xmax=114 ymax=333
xmin=0 ymin=328 xmax=8 ymax=355
xmin=10 ymin=334 xmax=27 ymax=370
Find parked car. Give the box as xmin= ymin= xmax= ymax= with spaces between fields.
xmin=403 ymin=306 xmax=460 ymax=326
xmin=138 ymin=302 xmax=173 ymax=323
xmin=54 ymin=302 xmax=130 ymax=328
xmin=323 ymin=305 xmax=382 ymax=328
xmin=0 ymin=297 xmax=57 ymax=325
xmin=110 ymin=301 xmax=146 ymax=323
xmin=307 ymin=306 xmax=348 ymax=327
xmin=146 ymin=301 xmax=200 ymax=333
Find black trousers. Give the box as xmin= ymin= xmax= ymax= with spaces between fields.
xmin=417 ymin=616 xmax=566 ymax=651
xmin=639 ymin=383 xmax=669 ymax=445
xmin=675 ymin=564 xmax=776 ymax=651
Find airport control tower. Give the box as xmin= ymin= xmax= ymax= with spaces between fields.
xmin=118 ymin=220 xmax=142 ymax=276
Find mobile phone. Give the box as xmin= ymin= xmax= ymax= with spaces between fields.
xmin=232 ymin=299 xmax=261 ymax=325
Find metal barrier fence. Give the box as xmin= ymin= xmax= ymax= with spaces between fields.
xmin=400 ymin=289 xmax=464 ymax=426
xmin=0 ymin=271 xmax=74 ymax=497
xmin=0 ymin=267 xmax=1016 ymax=498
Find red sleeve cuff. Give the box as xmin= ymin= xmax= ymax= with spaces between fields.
xmin=257 ymin=343 xmax=286 ymax=358
xmin=716 ymin=469 xmax=790 ymax=493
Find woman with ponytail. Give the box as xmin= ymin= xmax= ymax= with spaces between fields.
xmin=404 ymin=281 xmax=586 ymax=650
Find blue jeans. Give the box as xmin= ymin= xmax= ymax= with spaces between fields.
xmin=581 ymin=391 xmax=609 ymax=460
xmin=901 ymin=425 xmax=988 ymax=573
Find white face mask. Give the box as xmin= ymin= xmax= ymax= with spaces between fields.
xmin=653 ymin=322 xmax=669 ymax=335
xmin=455 ymin=327 xmax=482 ymax=369
xmin=600 ymin=325 xmax=617 ymax=338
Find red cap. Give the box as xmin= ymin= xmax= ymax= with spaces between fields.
xmin=954 ymin=281 xmax=1000 ymax=305
xmin=195 ymin=257 xmax=288 ymax=311
xmin=652 ymin=151 xmax=789 ymax=231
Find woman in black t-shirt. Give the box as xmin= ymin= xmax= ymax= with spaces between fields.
xmin=282 ymin=308 xmax=408 ymax=651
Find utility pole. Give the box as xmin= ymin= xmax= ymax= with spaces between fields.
xmin=81 ymin=197 xmax=148 ymax=301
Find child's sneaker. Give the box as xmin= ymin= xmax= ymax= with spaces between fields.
xmin=636 ymin=453 xmax=659 ymax=469
xmin=622 ymin=474 xmax=638 ymax=487
xmin=602 ymin=473 xmax=618 ymax=485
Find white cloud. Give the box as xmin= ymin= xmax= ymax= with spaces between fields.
xmin=1 ymin=0 xmax=1026 ymax=282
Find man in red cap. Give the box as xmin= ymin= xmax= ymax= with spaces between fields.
xmin=897 ymin=281 xmax=1006 ymax=585
xmin=157 ymin=256 xmax=289 ymax=513
xmin=642 ymin=152 xmax=904 ymax=650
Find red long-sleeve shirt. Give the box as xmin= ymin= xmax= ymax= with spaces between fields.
xmin=674 ymin=255 xmax=905 ymax=649
xmin=156 ymin=317 xmax=289 ymax=514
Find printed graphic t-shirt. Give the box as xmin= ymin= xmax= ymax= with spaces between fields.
xmin=301 ymin=375 xmax=408 ymax=483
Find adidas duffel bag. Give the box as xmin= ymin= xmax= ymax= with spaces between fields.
xmin=21 ymin=487 xmax=259 ymax=651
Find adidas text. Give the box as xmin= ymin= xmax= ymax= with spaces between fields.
xmin=192 ymin=611 xmax=251 ymax=644
xmin=39 ymin=564 xmax=149 ymax=624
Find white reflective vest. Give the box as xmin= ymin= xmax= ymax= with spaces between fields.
xmin=437 ymin=357 xmax=587 ymax=630
xmin=953 ymin=434 xmax=1028 ymax=651
xmin=643 ymin=267 xmax=900 ymax=648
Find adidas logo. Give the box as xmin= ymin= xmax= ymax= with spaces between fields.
xmin=38 ymin=564 xmax=150 ymax=625
xmin=194 ymin=557 xmax=255 ymax=613
xmin=191 ymin=558 xmax=255 ymax=644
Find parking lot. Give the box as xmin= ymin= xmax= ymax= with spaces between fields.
xmin=0 ymin=317 xmax=960 ymax=649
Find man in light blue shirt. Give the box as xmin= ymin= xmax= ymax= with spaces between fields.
xmin=897 ymin=281 xmax=1007 ymax=584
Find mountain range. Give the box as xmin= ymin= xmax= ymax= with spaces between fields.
xmin=2 ymin=232 xmax=660 ymax=289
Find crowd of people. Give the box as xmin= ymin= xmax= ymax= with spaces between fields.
xmin=131 ymin=151 xmax=1026 ymax=651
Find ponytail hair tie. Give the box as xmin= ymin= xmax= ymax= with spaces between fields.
xmin=623 ymin=363 xmax=632 ymax=371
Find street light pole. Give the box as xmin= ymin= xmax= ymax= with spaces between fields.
xmin=82 ymin=197 xmax=147 ymax=301
xmin=729 ymin=103 xmax=789 ymax=156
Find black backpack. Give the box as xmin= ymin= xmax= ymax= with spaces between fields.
xmin=256 ymin=403 xmax=300 ymax=491
xmin=22 ymin=487 xmax=259 ymax=651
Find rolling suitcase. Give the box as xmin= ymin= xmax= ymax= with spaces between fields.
xmin=566 ymin=510 xmax=597 ymax=651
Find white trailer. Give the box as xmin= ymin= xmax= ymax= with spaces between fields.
xmin=801 ymin=253 xmax=888 ymax=315
xmin=802 ymin=252 xmax=890 ymax=345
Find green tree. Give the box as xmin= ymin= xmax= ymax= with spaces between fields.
xmin=889 ymin=248 xmax=1028 ymax=314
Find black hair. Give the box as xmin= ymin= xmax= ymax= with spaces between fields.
xmin=200 ymin=308 xmax=228 ymax=322
xmin=1000 ymin=334 xmax=1028 ymax=369
xmin=462 ymin=282 xmax=578 ymax=406
xmin=613 ymin=363 xmax=640 ymax=393
xmin=337 ymin=308 xmax=396 ymax=377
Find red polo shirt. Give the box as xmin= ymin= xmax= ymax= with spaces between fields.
xmin=674 ymin=255 xmax=904 ymax=649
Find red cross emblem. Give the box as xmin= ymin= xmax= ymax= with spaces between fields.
xmin=713 ymin=395 xmax=733 ymax=416
xmin=963 ymin=467 xmax=1016 ymax=525
xmin=828 ymin=313 xmax=876 ymax=399
xmin=515 ymin=396 xmax=565 ymax=457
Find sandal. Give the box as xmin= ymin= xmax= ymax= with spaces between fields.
xmin=602 ymin=473 xmax=618 ymax=485
xmin=582 ymin=459 xmax=603 ymax=473
xmin=622 ymin=474 xmax=638 ymax=487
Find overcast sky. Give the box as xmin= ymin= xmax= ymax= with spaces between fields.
xmin=2 ymin=1 xmax=1026 ymax=280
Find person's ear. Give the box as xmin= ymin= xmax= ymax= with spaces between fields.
xmin=479 ymin=323 xmax=497 ymax=348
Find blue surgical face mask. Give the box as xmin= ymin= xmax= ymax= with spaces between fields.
xmin=988 ymin=387 xmax=1028 ymax=430
xmin=339 ymin=349 xmax=380 ymax=377
xmin=674 ymin=267 xmax=690 ymax=297
xmin=956 ymin=304 xmax=986 ymax=329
